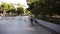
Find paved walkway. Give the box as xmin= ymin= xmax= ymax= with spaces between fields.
xmin=0 ymin=16 xmax=54 ymax=34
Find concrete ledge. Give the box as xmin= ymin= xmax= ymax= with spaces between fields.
xmin=34 ymin=18 xmax=60 ymax=34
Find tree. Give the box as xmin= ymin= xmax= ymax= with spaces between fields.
xmin=17 ymin=3 xmax=26 ymax=15
xmin=0 ymin=2 xmax=25 ymax=15
xmin=27 ymin=0 xmax=60 ymax=17
xmin=16 ymin=7 xmax=24 ymax=14
xmin=8 ymin=3 xmax=15 ymax=9
xmin=7 ymin=8 xmax=16 ymax=14
xmin=1 ymin=2 xmax=9 ymax=14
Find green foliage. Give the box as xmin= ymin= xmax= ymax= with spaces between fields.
xmin=27 ymin=0 xmax=60 ymax=24
xmin=16 ymin=7 xmax=24 ymax=14
xmin=27 ymin=0 xmax=60 ymax=16
xmin=1 ymin=2 xmax=8 ymax=13
xmin=7 ymin=8 xmax=16 ymax=14
xmin=8 ymin=3 xmax=14 ymax=10
xmin=0 ymin=2 xmax=24 ymax=15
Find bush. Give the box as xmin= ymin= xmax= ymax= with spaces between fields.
xmin=36 ymin=16 xmax=60 ymax=25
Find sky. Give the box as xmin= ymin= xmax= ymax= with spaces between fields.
xmin=0 ymin=0 xmax=28 ymax=8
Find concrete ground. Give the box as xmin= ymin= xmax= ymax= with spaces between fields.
xmin=0 ymin=16 xmax=55 ymax=34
